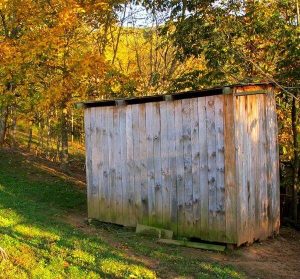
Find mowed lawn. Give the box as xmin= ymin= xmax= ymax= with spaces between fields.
xmin=0 ymin=149 xmax=243 ymax=278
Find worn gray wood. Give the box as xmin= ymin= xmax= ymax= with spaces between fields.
xmin=214 ymin=95 xmax=226 ymax=242
xmin=198 ymin=97 xmax=209 ymax=239
xmin=146 ymin=103 xmax=156 ymax=226
xmin=139 ymin=104 xmax=148 ymax=225
xmin=103 ymin=107 xmax=111 ymax=222
xmin=191 ymin=98 xmax=201 ymax=237
xmin=175 ymin=100 xmax=184 ymax=235
xmin=153 ymin=103 xmax=163 ymax=226
xmin=114 ymin=107 xmax=123 ymax=225
xmin=119 ymin=106 xmax=128 ymax=225
xmin=126 ymin=105 xmax=135 ymax=226
xmin=181 ymin=98 xmax=194 ymax=236
xmin=258 ymin=95 xmax=269 ymax=240
xmin=206 ymin=96 xmax=218 ymax=241
xmin=85 ymin=84 xmax=279 ymax=245
xmin=132 ymin=104 xmax=142 ymax=223
xmin=266 ymin=92 xmax=280 ymax=234
xmin=166 ymin=100 xmax=177 ymax=233
xmin=224 ymin=95 xmax=237 ymax=243
xmin=90 ymin=108 xmax=100 ymax=219
xmin=160 ymin=101 xmax=171 ymax=228
xmin=84 ymin=108 xmax=93 ymax=218
xmin=235 ymin=95 xmax=249 ymax=245
xmin=107 ymin=107 xmax=115 ymax=223
xmin=246 ymin=95 xmax=256 ymax=242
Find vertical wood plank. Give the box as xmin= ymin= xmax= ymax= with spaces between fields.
xmin=119 ymin=106 xmax=128 ymax=225
xmin=102 ymin=107 xmax=111 ymax=222
xmin=246 ymin=95 xmax=257 ymax=243
xmin=251 ymin=95 xmax=261 ymax=241
xmin=84 ymin=108 xmax=93 ymax=218
xmin=160 ymin=101 xmax=171 ymax=228
xmin=175 ymin=100 xmax=184 ymax=236
xmin=126 ymin=105 xmax=136 ymax=226
xmin=91 ymin=108 xmax=100 ymax=219
xmin=206 ymin=96 xmax=218 ymax=239
xmin=266 ymin=91 xmax=280 ymax=234
xmin=206 ymin=96 xmax=218 ymax=241
xmin=224 ymin=95 xmax=237 ymax=243
xmin=132 ymin=104 xmax=142 ymax=224
xmin=167 ymin=101 xmax=177 ymax=233
xmin=114 ymin=107 xmax=123 ymax=225
xmin=181 ymin=98 xmax=193 ymax=236
xmin=258 ymin=95 xmax=269 ymax=238
xmin=235 ymin=96 xmax=249 ymax=245
xmin=198 ymin=97 xmax=209 ymax=239
xmin=139 ymin=104 xmax=148 ymax=225
xmin=153 ymin=102 xmax=163 ymax=226
xmin=109 ymin=107 xmax=119 ymax=223
xmin=191 ymin=98 xmax=201 ymax=237
xmin=146 ymin=103 xmax=156 ymax=225
xmin=215 ymin=95 xmax=226 ymax=242
xmin=108 ymin=107 xmax=116 ymax=223
xmin=97 ymin=107 xmax=105 ymax=222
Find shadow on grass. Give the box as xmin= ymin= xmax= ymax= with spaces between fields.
xmin=0 ymin=149 xmax=245 ymax=278
xmin=0 ymin=149 xmax=156 ymax=278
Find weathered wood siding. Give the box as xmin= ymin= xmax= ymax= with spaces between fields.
xmin=84 ymin=85 xmax=280 ymax=245
xmin=233 ymin=86 xmax=280 ymax=245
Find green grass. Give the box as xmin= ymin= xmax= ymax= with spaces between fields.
xmin=0 ymin=149 xmax=245 ymax=278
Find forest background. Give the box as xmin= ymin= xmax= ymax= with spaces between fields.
xmin=0 ymin=0 xmax=299 ymax=223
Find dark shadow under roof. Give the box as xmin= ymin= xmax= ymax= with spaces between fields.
xmin=78 ymin=82 xmax=274 ymax=109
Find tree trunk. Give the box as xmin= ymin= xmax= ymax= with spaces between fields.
xmin=0 ymin=105 xmax=9 ymax=147
xmin=60 ymin=108 xmax=69 ymax=167
xmin=12 ymin=107 xmax=17 ymax=148
xmin=27 ymin=121 xmax=33 ymax=150
xmin=291 ymin=92 xmax=299 ymax=223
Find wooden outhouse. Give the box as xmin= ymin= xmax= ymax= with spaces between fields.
xmin=82 ymin=83 xmax=280 ymax=246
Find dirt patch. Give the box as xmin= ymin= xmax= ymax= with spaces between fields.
xmin=62 ymin=211 xmax=300 ymax=279
xmin=62 ymin=212 xmax=160 ymax=271
xmin=225 ymin=228 xmax=300 ymax=279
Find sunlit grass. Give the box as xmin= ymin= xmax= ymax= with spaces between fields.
xmin=0 ymin=149 xmax=244 ymax=278
xmin=0 ymin=150 xmax=156 ymax=278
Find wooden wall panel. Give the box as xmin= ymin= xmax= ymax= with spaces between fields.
xmin=235 ymin=96 xmax=249 ymax=245
xmin=119 ymin=106 xmax=128 ymax=225
xmin=174 ymin=100 xmax=184 ymax=235
xmin=266 ymin=92 xmax=280 ymax=234
xmin=138 ymin=104 xmax=148 ymax=225
xmin=181 ymin=99 xmax=194 ymax=236
xmin=224 ymin=95 xmax=237 ymax=243
xmin=234 ymin=89 xmax=280 ymax=246
xmin=166 ymin=101 xmax=177 ymax=233
xmin=132 ymin=105 xmax=142 ymax=224
xmin=145 ymin=103 xmax=156 ymax=226
xmin=206 ymin=96 xmax=218 ymax=241
xmin=160 ymin=101 xmax=171 ymax=228
xmin=198 ymin=97 xmax=209 ymax=240
xmin=84 ymin=108 xmax=93 ymax=218
xmin=85 ymin=86 xmax=279 ymax=245
xmin=215 ymin=95 xmax=226 ymax=242
xmin=191 ymin=98 xmax=201 ymax=237
xmin=90 ymin=108 xmax=100 ymax=219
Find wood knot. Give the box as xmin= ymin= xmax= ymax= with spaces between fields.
xmin=209 ymin=177 xmax=216 ymax=184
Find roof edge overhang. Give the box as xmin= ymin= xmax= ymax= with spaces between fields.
xmin=76 ymin=82 xmax=275 ymax=109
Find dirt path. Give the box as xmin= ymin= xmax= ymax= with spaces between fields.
xmin=63 ymin=212 xmax=300 ymax=279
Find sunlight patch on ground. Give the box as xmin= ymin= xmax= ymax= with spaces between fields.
xmin=100 ymin=258 xmax=157 ymax=278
